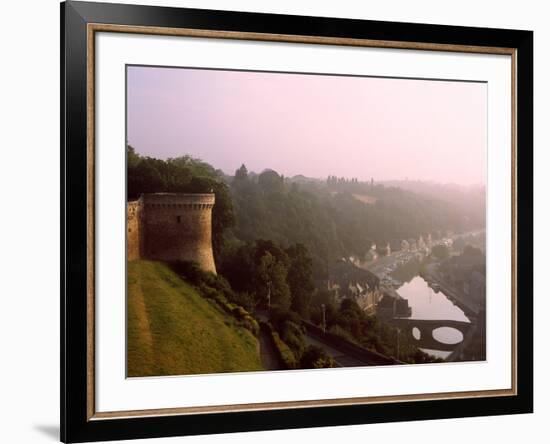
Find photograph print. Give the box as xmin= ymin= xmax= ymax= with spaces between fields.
xmin=126 ymin=65 xmax=487 ymax=378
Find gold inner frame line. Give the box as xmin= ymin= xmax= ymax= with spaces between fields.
xmin=86 ymin=22 xmax=518 ymax=421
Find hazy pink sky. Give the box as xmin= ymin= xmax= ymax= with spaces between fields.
xmin=127 ymin=66 xmax=486 ymax=185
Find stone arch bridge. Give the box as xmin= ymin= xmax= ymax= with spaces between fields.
xmin=388 ymin=318 xmax=475 ymax=352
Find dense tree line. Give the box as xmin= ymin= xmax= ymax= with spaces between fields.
xmin=127 ymin=149 xmax=483 ymax=289
xmin=229 ymin=164 xmax=483 ymax=281
xmin=219 ymin=239 xmax=315 ymax=318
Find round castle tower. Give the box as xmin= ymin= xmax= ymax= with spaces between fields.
xmin=140 ymin=193 xmax=217 ymax=274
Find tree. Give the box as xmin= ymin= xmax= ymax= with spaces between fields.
xmin=218 ymin=243 xmax=256 ymax=294
xmin=452 ymin=236 xmax=466 ymax=253
xmin=234 ymin=164 xmax=248 ymax=181
xmin=463 ymin=245 xmax=483 ymax=257
xmin=258 ymin=169 xmax=284 ymax=193
xmin=285 ymin=243 xmax=315 ymax=317
xmin=127 ymin=144 xmax=141 ymax=168
xmin=340 ymin=298 xmax=363 ymax=317
xmin=432 ymin=244 xmax=450 ymax=260
xmin=254 ymin=239 xmax=289 ymax=266
xmin=257 ymin=252 xmax=291 ymax=310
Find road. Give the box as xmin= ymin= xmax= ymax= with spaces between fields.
xmin=303 ymin=334 xmax=370 ymax=367
xmin=362 ymin=249 xmax=425 ymax=289
xmin=256 ymin=311 xmax=393 ymax=368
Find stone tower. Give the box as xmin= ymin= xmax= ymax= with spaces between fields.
xmin=127 ymin=193 xmax=217 ymax=274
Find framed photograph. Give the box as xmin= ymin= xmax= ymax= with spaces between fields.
xmin=61 ymin=1 xmax=533 ymax=442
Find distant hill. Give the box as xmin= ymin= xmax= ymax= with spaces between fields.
xmin=380 ymin=180 xmax=485 ymax=203
xmin=127 ymin=260 xmax=263 ymax=377
xmin=286 ymin=174 xmax=323 ymax=184
xmin=379 ymin=180 xmax=485 ymax=229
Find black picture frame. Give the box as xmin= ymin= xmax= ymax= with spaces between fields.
xmin=61 ymin=1 xmax=533 ymax=442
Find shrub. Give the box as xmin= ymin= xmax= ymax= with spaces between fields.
xmin=198 ymin=284 xmax=227 ymax=305
xmin=328 ymin=324 xmax=357 ymax=344
xmin=171 ymin=260 xmax=205 ymax=284
xmin=171 ymin=260 xmax=239 ymax=302
xmin=232 ymin=306 xmax=248 ymax=319
xmin=232 ymin=292 xmax=254 ymax=312
xmin=300 ymin=345 xmax=337 ymax=369
xmin=280 ymin=320 xmax=306 ymax=359
xmin=171 ymin=260 xmax=260 ymax=336
xmin=242 ymin=315 xmax=260 ymax=337
xmin=269 ymin=307 xmax=302 ymax=333
xmin=270 ymin=330 xmax=297 ymax=369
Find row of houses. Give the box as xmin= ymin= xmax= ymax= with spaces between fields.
xmin=327 ymin=259 xmax=410 ymax=317
xmin=363 ymin=234 xmax=436 ymax=262
xmin=327 ymin=259 xmax=382 ymax=313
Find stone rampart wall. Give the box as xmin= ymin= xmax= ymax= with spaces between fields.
xmin=126 ymin=193 xmax=216 ymax=274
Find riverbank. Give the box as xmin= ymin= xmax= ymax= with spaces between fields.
xmin=420 ymin=262 xmax=480 ymax=320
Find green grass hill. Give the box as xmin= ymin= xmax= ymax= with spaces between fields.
xmin=127 ymin=260 xmax=263 ymax=377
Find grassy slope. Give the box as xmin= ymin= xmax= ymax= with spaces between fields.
xmin=128 ymin=260 xmax=263 ymax=377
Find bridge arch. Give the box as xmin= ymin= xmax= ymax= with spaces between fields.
xmin=390 ymin=318 xmax=474 ymax=352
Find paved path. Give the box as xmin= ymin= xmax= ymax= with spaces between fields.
xmin=258 ymin=327 xmax=283 ymax=371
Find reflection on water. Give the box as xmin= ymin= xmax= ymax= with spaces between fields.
xmin=421 ymin=348 xmax=451 ymax=359
xmin=398 ymin=276 xmax=469 ymax=322
xmin=397 ymin=275 xmax=469 ymax=359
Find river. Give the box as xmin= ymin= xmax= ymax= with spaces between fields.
xmin=397 ymin=275 xmax=470 ymax=359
